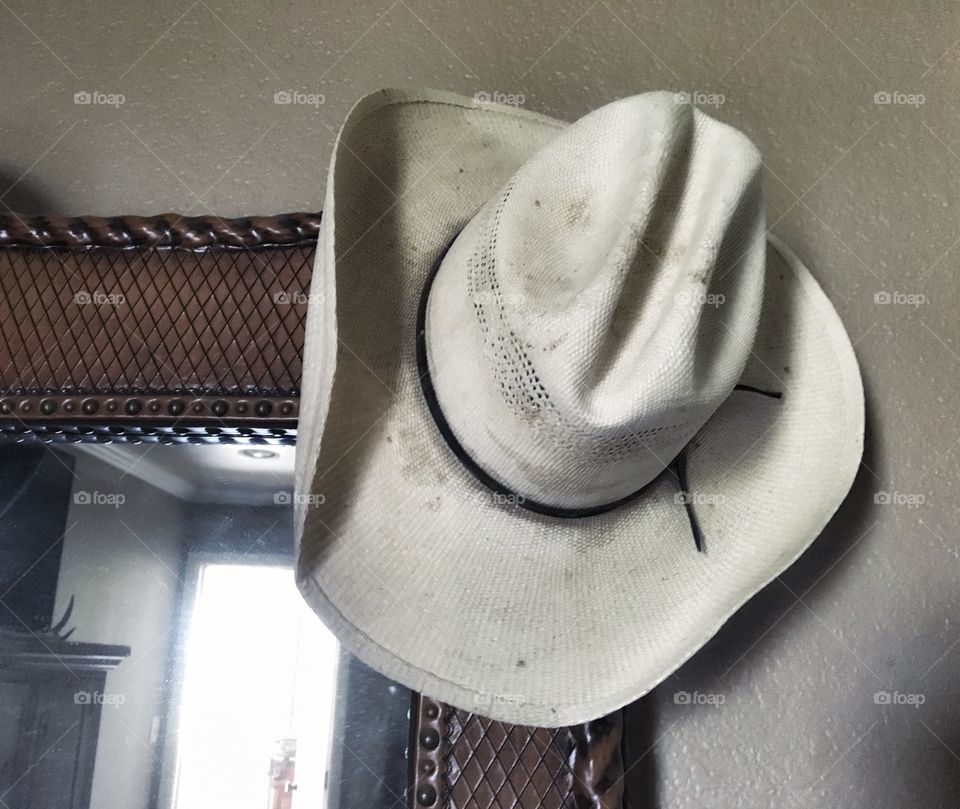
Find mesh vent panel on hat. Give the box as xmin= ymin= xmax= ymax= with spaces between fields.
xmin=464 ymin=177 xmax=698 ymax=466
xmin=425 ymin=93 xmax=766 ymax=510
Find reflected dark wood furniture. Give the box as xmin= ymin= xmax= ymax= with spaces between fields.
xmin=0 ymin=212 xmax=626 ymax=809
xmin=0 ymin=636 xmax=129 ymax=809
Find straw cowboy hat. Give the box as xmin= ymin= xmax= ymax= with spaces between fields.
xmin=294 ymin=88 xmax=864 ymax=727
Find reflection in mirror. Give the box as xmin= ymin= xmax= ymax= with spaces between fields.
xmin=168 ymin=560 xmax=336 ymax=809
xmin=0 ymin=443 xmax=340 ymax=809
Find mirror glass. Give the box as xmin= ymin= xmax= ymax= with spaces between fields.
xmin=0 ymin=443 xmax=409 ymax=809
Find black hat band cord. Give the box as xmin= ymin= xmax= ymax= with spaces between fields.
xmin=414 ymin=232 xmax=781 ymax=552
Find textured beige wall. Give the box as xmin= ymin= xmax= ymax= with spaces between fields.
xmin=3 ymin=1 xmax=960 ymax=806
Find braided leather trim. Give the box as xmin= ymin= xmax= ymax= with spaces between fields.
xmin=0 ymin=212 xmax=322 ymax=249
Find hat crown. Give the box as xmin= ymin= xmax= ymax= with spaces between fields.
xmin=424 ymin=92 xmax=766 ymax=511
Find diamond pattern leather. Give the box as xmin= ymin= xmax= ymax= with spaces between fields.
xmin=0 ymin=240 xmax=312 ymax=396
xmin=410 ymin=695 xmax=623 ymax=809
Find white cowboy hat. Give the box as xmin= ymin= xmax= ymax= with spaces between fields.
xmin=294 ymin=88 xmax=864 ymax=727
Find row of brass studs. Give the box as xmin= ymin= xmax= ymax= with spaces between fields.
xmin=0 ymin=395 xmax=297 ymax=419
xmin=413 ymin=696 xmax=443 ymax=806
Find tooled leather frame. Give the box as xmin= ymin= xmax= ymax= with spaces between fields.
xmin=410 ymin=694 xmax=624 ymax=809
xmin=0 ymin=212 xmax=321 ymax=446
xmin=0 ymin=211 xmax=626 ymax=808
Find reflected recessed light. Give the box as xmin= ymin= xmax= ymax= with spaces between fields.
xmin=239 ymin=448 xmax=279 ymax=460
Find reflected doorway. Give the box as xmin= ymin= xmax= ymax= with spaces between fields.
xmin=164 ymin=559 xmax=338 ymax=809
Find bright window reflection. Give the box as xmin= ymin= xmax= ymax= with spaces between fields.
xmin=172 ymin=562 xmax=338 ymax=809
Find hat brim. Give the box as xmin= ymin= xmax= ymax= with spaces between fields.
xmin=294 ymin=89 xmax=864 ymax=727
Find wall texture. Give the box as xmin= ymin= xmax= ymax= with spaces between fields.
xmin=3 ymin=1 xmax=959 ymax=806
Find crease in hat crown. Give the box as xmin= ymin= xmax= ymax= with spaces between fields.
xmin=424 ymin=92 xmax=767 ymax=511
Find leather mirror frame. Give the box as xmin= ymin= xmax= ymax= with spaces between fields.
xmin=0 ymin=211 xmax=625 ymax=809
xmin=0 ymin=212 xmax=321 ymax=446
